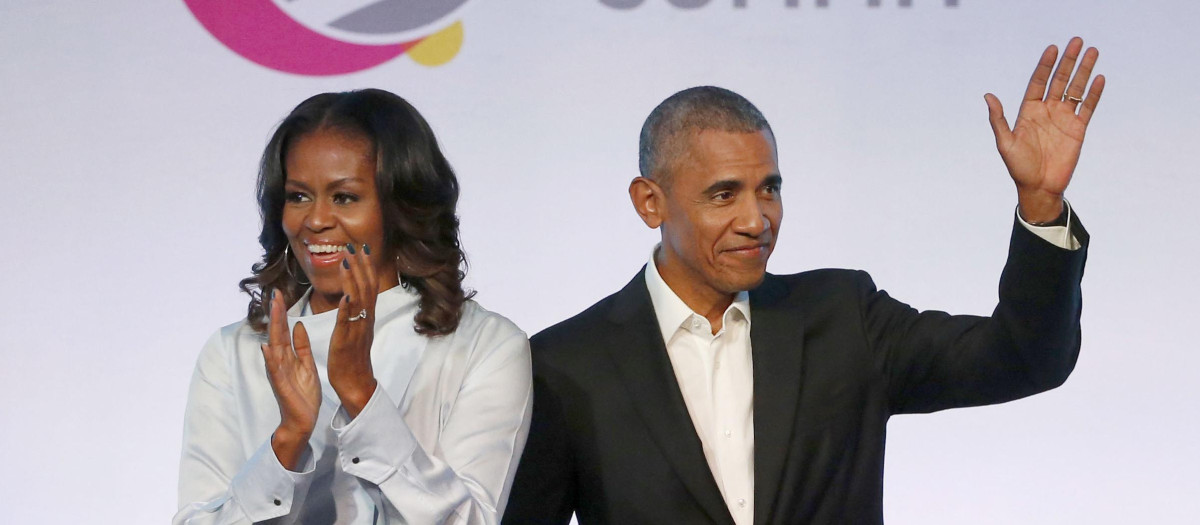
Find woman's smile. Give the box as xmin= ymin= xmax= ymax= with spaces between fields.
xmin=303 ymin=240 xmax=350 ymax=268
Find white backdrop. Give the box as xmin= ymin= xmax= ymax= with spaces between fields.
xmin=1 ymin=1 xmax=1197 ymax=523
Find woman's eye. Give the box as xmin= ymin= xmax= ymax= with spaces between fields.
xmin=285 ymin=192 xmax=310 ymax=203
xmin=333 ymin=193 xmax=359 ymax=205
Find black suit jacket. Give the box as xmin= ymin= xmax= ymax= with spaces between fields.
xmin=504 ymin=219 xmax=1088 ymax=524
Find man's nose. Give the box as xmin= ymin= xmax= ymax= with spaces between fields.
xmin=732 ymin=196 xmax=769 ymax=236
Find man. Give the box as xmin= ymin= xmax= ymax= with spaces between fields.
xmin=504 ymin=38 xmax=1103 ymax=524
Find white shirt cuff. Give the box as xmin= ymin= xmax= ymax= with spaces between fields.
xmin=229 ymin=437 xmax=316 ymax=521
xmin=332 ymin=385 xmax=419 ymax=486
xmin=1016 ymin=200 xmax=1081 ymax=251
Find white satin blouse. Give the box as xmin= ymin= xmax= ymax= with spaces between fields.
xmin=174 ymin=284 xmax=533 ymax=524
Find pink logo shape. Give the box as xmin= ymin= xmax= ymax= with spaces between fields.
xmin=184 ymin=0 xmax=419 ymax=76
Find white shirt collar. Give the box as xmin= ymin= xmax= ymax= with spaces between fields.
xmin=644 ymin=244 xmax=751 ymax=343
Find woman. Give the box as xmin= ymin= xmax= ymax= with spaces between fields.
xmin=175 ymin=89 xmax=532 ymax=524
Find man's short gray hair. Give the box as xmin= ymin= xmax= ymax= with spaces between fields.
xmin=638 ymin=86 xmax=773 ymax=186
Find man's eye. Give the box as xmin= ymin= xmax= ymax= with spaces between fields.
xmin=713 ymin=191 xmax=734 ymax=201
xmin=764 ymin=183 xmax=781 ymax=195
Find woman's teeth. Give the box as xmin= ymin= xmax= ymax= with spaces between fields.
xmin=306 ymin=244 xmax=345 ymax=254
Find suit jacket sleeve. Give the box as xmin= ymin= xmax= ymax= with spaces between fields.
xmin=864 ymin=216 xmax=1089 ymax=414
xmin=502 ymin=336 xmax=579 ymax=524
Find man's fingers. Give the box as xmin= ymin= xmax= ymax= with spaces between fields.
xmin=1046 ymin=37 xmax=1084 ymax=101
xmin=1023 ymin=45 xmax=1058 ymax=102
xmin=1078 ymin=74 xmax=1106 ymax=125
xmin=1065 ymin=46 xmax=1098 ymax=106
xmin=984 ymin=93 xmax=1012 ymax=150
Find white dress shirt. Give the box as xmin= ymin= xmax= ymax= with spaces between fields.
xmin=1019 ymin=201 xmax=1081 ymax=250
xmin=175 ymin=284 xmax=533 ymax=524
xmin=643 ymin=205 xmax=1078 ymax=524
xmin=645 ymin=254 xmax=757 ymax=525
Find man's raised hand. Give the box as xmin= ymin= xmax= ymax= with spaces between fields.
xmin=985 ymin=36 xmax=1105 ymax=223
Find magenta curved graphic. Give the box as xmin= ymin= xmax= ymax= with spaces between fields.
xmin=184 ymin=0 xmax=419 ymax=76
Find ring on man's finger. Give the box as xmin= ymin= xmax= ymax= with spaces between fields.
xmin=348 ymin=309 xmax=368 ymax=322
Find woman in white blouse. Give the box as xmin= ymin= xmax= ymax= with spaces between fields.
xmin=175 ymin=89 xmax=532 ymax=524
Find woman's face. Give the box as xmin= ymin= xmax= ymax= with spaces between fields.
xmin=282 ymin=128 xmax=399 ymax=312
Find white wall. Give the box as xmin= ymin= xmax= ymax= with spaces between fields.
xmin=0 ymin=1 xmax=1196 ymax=522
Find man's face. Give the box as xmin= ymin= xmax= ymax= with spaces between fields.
xmin=655 ymin=129 xmax=782 ymax=298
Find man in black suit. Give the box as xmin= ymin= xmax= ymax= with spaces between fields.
xmin=504 ymin=38 xmax=1104 ymax=524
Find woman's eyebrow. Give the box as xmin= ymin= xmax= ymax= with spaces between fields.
xmin=325 ymin=177 xmax=366 ymax=190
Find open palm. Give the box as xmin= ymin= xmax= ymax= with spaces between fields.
xmin=985 ymin=37 xmax=1105 ymax=221
xmin=262 ymin=290 xmax=322 ymax=436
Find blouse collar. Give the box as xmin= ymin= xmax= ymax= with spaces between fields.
xmin=286 ymin=283 xmax=421 ymax=321
xmin=282 ymin=284 xmax=427 ymax=409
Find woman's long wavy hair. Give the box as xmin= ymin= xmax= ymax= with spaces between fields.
xmin=239 ymin=89 xmax=473 ymax=336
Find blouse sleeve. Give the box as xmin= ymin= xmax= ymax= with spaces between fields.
xmin=331 ymin=328 xmax=533 ymax=524
xmin=173 ymin=328 xmax=317 ymax=525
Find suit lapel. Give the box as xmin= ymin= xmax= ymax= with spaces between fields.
xmin=604 ymin=269 xmax=734 ymax=525
xmin=749 ymin=274 xmax=805 ymax=525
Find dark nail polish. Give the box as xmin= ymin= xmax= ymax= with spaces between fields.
xmin=342 ymin=259 xmax=350 ymax=269
xmin=362 ymin=243 xmax=370 ymax=255
xmin=346 ymin=243 xmax=356 ymax=255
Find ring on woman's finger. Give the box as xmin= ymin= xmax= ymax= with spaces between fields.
xmin=1063 ymin=94 xmax=1083 ymax=104
xmin=348 ymin=309 xmax=369 ymax=322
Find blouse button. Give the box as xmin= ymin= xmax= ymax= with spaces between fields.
xmin=273 ymin=498 xmax=281 ymax=506
xmin=737 ymin=498 xmax=746 ymax=508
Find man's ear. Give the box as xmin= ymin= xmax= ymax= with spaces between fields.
xmin=629 ymin=176 xmax=665 ymax=229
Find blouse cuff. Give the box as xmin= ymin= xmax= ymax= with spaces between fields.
xmin=332 ymin=385 xmax=419 ymax=486
xmin=229 ymin=438 xmax=317 ymax=521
